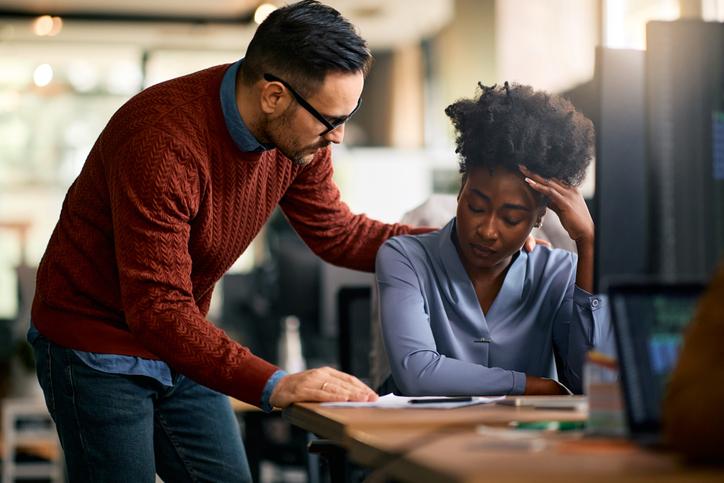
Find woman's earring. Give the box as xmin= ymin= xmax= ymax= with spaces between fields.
xmin=534 ymin=219 xmax=543 ymax=228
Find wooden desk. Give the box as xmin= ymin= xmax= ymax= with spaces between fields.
xmin=285 ymin=400 xmax=586 ymax=442
xmin=230 ymin=397 xmax=263 ymax=413
xmin=283 ymin=400 xmax=724 ymax=482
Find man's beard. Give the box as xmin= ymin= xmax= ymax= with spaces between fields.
xmin=288 ymin=149 xmax=319 ymax=166
xmin=270 ymin=109 xmax=329 ymax=166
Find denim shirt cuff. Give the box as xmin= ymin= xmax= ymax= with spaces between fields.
xmin=27 ymin=321 xmax=40 ymax=345
xmin=260 ymin=370 xmax=287 ymax=412
xmin=511 ymin=371 xmax=527 ymax=395
xmin=574 ymin=286 xmax=606 ymax=311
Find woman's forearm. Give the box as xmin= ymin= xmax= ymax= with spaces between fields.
xmin=391 ymin=351 xmax=527 ymax=396
xmin=575 ymin=236 xmax=594 ymax=293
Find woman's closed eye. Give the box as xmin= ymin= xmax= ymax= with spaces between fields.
xmin=468 ymin=204 xmax=523 ymax=225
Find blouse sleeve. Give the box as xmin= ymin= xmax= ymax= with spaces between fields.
xmin=550 ymin=252 xmax=612 ymax=394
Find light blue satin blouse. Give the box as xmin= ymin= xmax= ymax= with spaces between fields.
xmin=376 ymin=218 xmax=610 ymax=396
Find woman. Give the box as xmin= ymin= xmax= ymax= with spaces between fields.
xmin=376 ymin=82 xmax=609 ymax=396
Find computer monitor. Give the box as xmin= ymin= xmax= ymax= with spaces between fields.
xmin=609 ymin=281 xmax=705 ymax=443
xmin=592 ymin=47 xmax=648 ymax=292
xmin=645 ymin=20 xmax=724 ymax=281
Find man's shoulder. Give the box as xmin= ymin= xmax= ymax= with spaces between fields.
xmin=108 ymin=64 xmax=228 ymax=137
xmin=136 ymin=63 xmax=227 ymax=106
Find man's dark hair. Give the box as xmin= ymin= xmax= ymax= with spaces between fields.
xmin=241 ymin=0 xmax=372 ymax=96
xmin=445 ymin=82 xmax=594 ymax=187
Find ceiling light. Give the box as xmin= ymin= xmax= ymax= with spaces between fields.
xmin=33 ymin=64 xmax=53 ymax=87
xmin=48 ymin=16 xmax=63 ymax=36
xmin=254 ymin=3 xmax=277 ymax=25
xmin=33 ymin=15 xmax=54 ymax=36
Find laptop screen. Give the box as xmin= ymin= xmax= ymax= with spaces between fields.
xmin=609 ymin=282 xmax=704 ymax=436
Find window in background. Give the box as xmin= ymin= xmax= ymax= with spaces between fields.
xmin=330 ymin=146 xmax=456 ymax=224
xmin=702 ymin=0 xmax=724 ymax=21
xmin=0 ymin=43 xmax=143 ymax=319
xmin=0 ymin=43 xmax=142 ymax=187
xmin=496 ymin=0 xmax=599 ymax=94
xmin=603 ymin=0 xmax=680 ymax=49
xmin=143 ymin=49 xmax=240 ymax=88
xmin=0 ymin=44 xmax=251 ymax=320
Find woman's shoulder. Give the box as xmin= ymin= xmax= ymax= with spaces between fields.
xmin=519 ymin=247 xmax=579 ymax=301
xmin=377 ymin=227 xmax=448 ymax=269
xmin=380 ymin=230 xmax=439 ymax=257
xmin=383 ymin=228 xmax=441 ymax=247
xmin=528 ymin=245 xmax=576 ymax=261
xmin=526 ymin=245 xmax=578 ymax=276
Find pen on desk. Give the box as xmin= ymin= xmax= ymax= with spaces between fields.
xmin=512 ymin=421 xmax=585 ymax=431
xmin=408 ymin=397 xmax=473 ymax=404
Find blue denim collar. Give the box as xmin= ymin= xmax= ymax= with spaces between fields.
xmin=220 ymin=58 xmax=273 ymax=153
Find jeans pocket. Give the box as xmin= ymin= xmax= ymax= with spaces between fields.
xmin=32 ymin=337 xmax=56 ymax=419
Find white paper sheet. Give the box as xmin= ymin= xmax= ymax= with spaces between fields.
xmin=320 ymin=393 xmax=504 ymax=409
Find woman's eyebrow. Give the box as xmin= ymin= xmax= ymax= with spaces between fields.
xmin=471 ymin=189 xmax=531 ymax=211
xmin=501 ymin=203 xmax=531 ymax=212
xmin=471 ymin=188 xmax=490 ymax=201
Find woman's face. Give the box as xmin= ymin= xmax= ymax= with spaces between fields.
xmin=455 ymin=166 xmax=545 ymax=273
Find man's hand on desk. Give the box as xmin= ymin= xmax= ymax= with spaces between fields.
xmin=269 ymin=366 xmax=378 ymax=408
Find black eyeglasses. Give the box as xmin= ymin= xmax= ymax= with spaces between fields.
xmin=263 ymin=73 xmax=361 ymax=136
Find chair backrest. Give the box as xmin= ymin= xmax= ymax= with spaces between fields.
xmin=337 ymin=286 xmax=372 ymax=383
xmin=368 ymin=286 xmax=391 ymax=392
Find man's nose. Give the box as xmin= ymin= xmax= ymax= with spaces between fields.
xmin=323 ymin=123 xmax=345 ymax=144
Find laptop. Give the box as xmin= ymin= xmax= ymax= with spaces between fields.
xmin=608 ymin=281 xmax=705 ymax=446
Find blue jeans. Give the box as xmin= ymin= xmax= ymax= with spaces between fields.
xmin=31 ymin=334 xmax=252 ymax=483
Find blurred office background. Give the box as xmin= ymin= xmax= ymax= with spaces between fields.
xmin=0 ymin=0 xmax=722 ymax=481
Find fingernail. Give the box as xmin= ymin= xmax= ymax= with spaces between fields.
xmin=525 ymin=177 xmax=535 ymax=184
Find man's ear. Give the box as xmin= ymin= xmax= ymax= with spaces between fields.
xmin=259 ymin=81 xmax=286 ymax=115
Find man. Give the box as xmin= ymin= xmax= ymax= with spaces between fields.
xmin=29 ymin=2 xmax=427 ymax=481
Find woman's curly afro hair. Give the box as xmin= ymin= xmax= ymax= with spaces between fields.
xmin=445 ymin=82 xmax=594 ymax=187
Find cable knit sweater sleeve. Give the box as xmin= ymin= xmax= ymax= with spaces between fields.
xmin=280 ymin=147 xmax=428 ymax=272
xmin=105 ymin=127 xmax=278 ymax=406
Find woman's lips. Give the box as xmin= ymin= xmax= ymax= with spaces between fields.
xmin=470 ymin=243 xmax=497 ymax=257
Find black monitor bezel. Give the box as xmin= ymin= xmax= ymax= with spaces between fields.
xmin=607 ymin=280 xmax=705 ymax=438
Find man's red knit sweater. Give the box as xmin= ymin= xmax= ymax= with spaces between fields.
xmin=31 ymin=64 xmax=421 ymax=407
